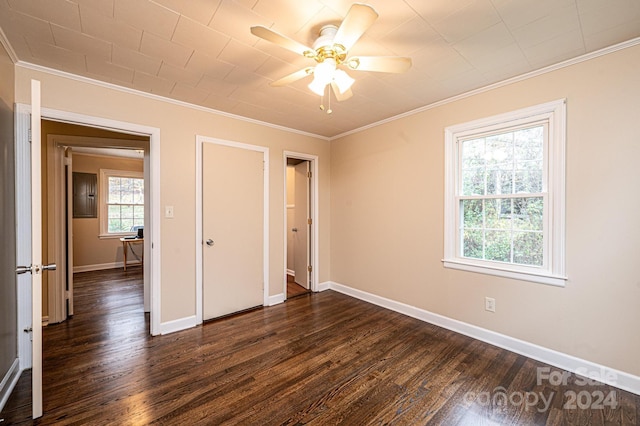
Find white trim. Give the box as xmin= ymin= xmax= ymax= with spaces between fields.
xmin=267 ymin=293 xmax=286 ymax=306
xmin=160 ymin=315 xmax=197 ymax=335
xmin=328 ymin=281 xmax=640 ymax=396
xmin=0 ymin=25 xmax=18 ymax=63
xmin=286 ymin=269 xmax=295 ymax=276
xmin=283 ymin=151 xmax=319 ymax=298
xmin=23 ymin=105 xmax=162 ymax=336
xmin=15 ymin=62 xmax=329 ymax=141
xmin=443 ymin=99 xmax=566 ymax=286
xmin=317 ymin=281 xmax=331 ymax=292
xmin=195 ymin=136 xmax=270 ymax=325
xmin=331 ymin=37 xmax=640 ymax=140
xmin=0 ymin=359 xmax=20 ymax=412
xmin=73 ymin=262 xmax=140 ymax=273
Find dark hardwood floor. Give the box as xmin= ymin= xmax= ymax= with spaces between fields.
xmin=287 ymin=273 xmax=311 ymax=299
xmin=1 ymin=267 xmax=638 ymax=425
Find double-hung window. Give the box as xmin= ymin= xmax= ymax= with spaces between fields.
xmin=443 ymin=100 xmax=566 ymax=286
xmin=99 ymin=169 xmax=144 ymax=237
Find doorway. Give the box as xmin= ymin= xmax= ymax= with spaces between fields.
xmin=42 ymin=121 xmax=150 ymax=326
xmin=284 ymin=152 xmax=318 ymax=300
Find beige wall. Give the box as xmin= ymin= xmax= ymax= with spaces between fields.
xmin=72 ymin=153 xmax=144 ymax=268
xmin=15 ymin=66 xmax=331 ymax=324
xmin=0 ymin=42 xmax=17 ymax=383
xmin=330 ymin=44 xmax=640 ymax=377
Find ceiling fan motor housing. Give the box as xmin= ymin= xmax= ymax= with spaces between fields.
xmin=310 ymin=25 xmax=347 ymax=64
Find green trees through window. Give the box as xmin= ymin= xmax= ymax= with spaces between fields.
xmin=459 ymin=126 xmax=544 ymax=266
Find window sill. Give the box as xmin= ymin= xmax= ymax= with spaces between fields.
xmin=442 ymin=259 xmax=567 ymax=287
xmin=99 ymin=233 xmax=136 ymax=240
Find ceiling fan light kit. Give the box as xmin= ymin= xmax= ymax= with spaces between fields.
xmin=250 ymin=3 xmax=412 ymax=112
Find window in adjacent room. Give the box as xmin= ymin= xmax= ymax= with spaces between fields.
xmin=443 ymin=99 xmax=566 ymax=286
xmin=99 ymin=169 xmax=144 ymax=237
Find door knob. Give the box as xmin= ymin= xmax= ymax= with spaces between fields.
xmin=206 ymin=239 xmax=215 ymax=246
xmin=42 ymin=263 xmax=56 ymax=271
xmin=16 ymin=265 xmax=33 ymax=275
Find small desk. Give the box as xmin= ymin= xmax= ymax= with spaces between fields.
xmin=120 ymin=237 xmax=143 ymax=271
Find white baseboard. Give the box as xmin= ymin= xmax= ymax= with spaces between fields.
xmin=268 ymin=293 xmax=285 ymax=306
xmin=316 ymin=281 xmax=331 ymax=292
xmin=0 ymin=359 xmax=21 ymax=412
xmin=74 ymin=261 xmax=141 ymax=273
xmin=328 ymin=281 xmax=640 ymax=396
xmin=160 ymin=315 xmax=197 ymax=335
xmin=286 ymin=269 xmax=295 ymax=276
xmin=42 ymin=315 xmax=49 ymax=326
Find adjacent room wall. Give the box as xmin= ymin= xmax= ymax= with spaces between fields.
xmin=330 ymin=44 xmax=640 ymax=378
xmin=0 ymin=41 xmax=17 ymax=401
xmin=72 ymin=153 xmax=144 ymax=270
xmin=14 ymin=66 xmax=331 ymax=325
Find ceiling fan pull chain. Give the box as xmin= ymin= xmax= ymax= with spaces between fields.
xmin=327 ymin=88 xmax=332 ymax=114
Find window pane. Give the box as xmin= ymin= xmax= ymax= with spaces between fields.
xmin=108 ymin=177 xmax=120 ymax=204
xmin=134 ymin=205 xmax=144 ymax=219
xmin=462 ymin=199 xmax=483 ymax=228
xmin=486 ymin=168 xmax=513 ymax=195
xmin=462 ymin=169 xmax=485 ymax=195
xmin=463 ymin=229 xmax=484 ymax=259
xmin=461 ymin=138 xmax=485 ymax=168
xmin=513 ymin=197 xmax=543 ymax=231
xmin=485 ymin=198 xmax=511 ymax=230
xmin=485 ymin=230 xmax=511 ymax=262
xmin=121 ymin=205 xmax=133 ymax=219
xmin=108 ymin=205 xmax=120 ymax=219
xmin=513 ymin=231 xmax=543 ymax=266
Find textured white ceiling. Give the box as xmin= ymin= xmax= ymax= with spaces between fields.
xmin=1 ymin=0 xmax=639 ymax=137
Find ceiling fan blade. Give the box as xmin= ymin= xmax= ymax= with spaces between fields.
xmin=346 ymin=56 xmax=412 ymax=73
xmin=270 ymin=68 xmax=314 ymax=87
xmin=250 ymin=26 xmax=314 ymax=57
xmin=331 ymin=82 xmax=353 ymax=101
xmin=333 ymin=4 xmax=379 ymax=51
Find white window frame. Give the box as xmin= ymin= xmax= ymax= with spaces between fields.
xmin=443 ymin=99 xmax=567 ymax=286
xmin=99 ymin=168 xmax=144 ymax=238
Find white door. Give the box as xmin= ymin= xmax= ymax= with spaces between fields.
xmin=293 ymin=161 xmax=310 ymax=289
xmin=202 ymin=142 xmax=264 ymax=320
xmin=15 ymin=80 xmax=45 ymax=418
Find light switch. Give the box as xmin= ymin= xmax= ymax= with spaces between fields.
xmin=165 ymin=205 xmax=174 ymax=218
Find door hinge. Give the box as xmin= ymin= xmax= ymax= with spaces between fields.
xmin=307 ymin=265 xmax=312 ymax=273
xmin=28 ymin=128 xmax=32 ymax=143
xmin=307 ymin=171 xmax=312 ymax=179
xmin=23 ymin=327 xmax=32 ymax=333
xmin=307 ymin=218 xmax=312 ymax=225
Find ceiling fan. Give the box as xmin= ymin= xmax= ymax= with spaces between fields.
xmin=250 ymin=3 xmax=412 ymax=109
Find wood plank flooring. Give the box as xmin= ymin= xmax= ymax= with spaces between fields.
xmin=1 ymin=267 xmax=638 ymax=425
xmin=287 ymin=274 xmax=310 ymax=299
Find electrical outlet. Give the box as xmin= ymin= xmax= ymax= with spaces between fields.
xmin=485 ymin=297 xmax=496 ymax=313
xmin=165 ymin=205 xmax=174 ymax=218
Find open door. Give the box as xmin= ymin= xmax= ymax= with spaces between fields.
xmin=293 ymin=161 xmax=310 ymax=289
xmin=15 ymin=80 xmax=52 ymax=419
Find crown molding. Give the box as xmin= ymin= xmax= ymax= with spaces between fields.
xmin=0 ymin=26 xmax=18 ymax=64
xmin=331 ymin=36 xmax=640 ymax=141
xmin=14 ymin=61 xmax=330 ymax=141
